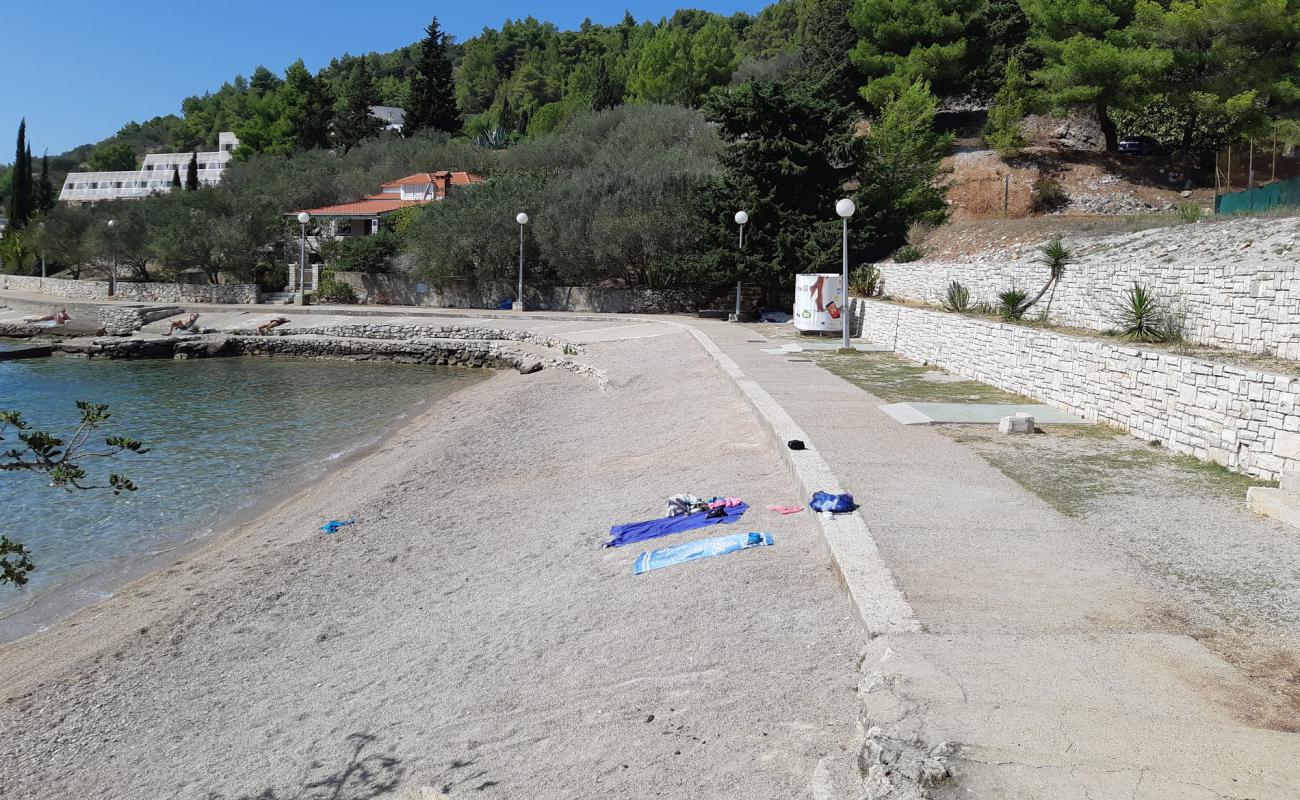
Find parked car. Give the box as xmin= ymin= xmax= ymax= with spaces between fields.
xmin=1118 ymin=136 xmax=1159 ymax=156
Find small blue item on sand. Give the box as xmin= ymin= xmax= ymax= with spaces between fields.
xmin=809 ymin=492 xmax=857 ymax=513
xmin=320 ymin=519 xmax=355 ymax=534
xmin=606 ymin=503 xmax=749 ymax=548
xmin=633 ymin=531 xmax=773 ymax=575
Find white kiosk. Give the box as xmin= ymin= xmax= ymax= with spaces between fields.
xmin=794 ymin=273 xmax=845 ymax=334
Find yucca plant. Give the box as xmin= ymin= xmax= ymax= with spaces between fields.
xmin=997 ymin=289 xmax=1028 ymax=320
xmin=942 ymin=280 xmax=972 ymax=312
xmin=1115 ymin=283 xmax=1166 ymax=342
xmin=1018 ymin=236 xmax=1072 ymax=321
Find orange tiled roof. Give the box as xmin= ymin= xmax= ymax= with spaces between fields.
xmin=380 ymin=171 xmax=484 ymax=188
xmin=296 ymin=198 xmax=429 ymax=217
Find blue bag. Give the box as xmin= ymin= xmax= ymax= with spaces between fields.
xmin=809 ymin=491 xmax=857 ymax=513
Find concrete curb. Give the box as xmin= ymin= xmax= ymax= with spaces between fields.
xmin=678 ymin=324 xmax=919 ymax=637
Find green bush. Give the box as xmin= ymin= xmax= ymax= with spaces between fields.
xmin=1031 ymin=177 xmax=1069 ymax=213
xmin=892 ymin=245 xmax=924 ymax=263
xmin=324 ymin=230 xmax=400 ymax=273
xmin=997 ymin=288 xmax=1028 ymax=320
xmin=849 ymin=264 xmax=883 ymax=297
xmin=316 ymin=278 xmax=358 ymax=304
xmin=942 ymin=280 xmax=972 ymax=312
xmin=1176 ymin=204 xmax=1203 ymax=223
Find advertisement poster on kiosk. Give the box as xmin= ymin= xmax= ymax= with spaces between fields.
xmin=794 ymin=273 xmax=845 ymax=334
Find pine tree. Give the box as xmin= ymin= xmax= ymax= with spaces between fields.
xmin=171 ymin=165 xmax=182 ymax=189
xmin=283 ymin=59 xmax=334 ymax=150
xmin=405 ymin=17 xmax=460 ymax=134
xmin=333 ymin=60 xmax=383 ymax=152
xmin=185 ymin=152 xmax=199 ymax=190
xmin=34 ymin=152 xmax=55 ymax=212
xmin=7 ymin=120 xmax=34 ymax=228
xmin=983 ymin=58 xmax=1031 ymax=155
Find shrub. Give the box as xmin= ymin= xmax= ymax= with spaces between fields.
xmin=892 ymin=245 xmax=924 ymax=263
xmin=316 ymin=278 xmax=358 ymax=304
xmin=850 ymin=264 xmax=883 ymax=297
xmin=942 ymin=280 xmax=972 ymax=312
xmin=1176 ymin=204 xmax=1203 ymax=223
xmin=906 ymin=222 xmax=934 ymax=248
xmin=997 ymin=288 xmax=1028 ymax=320
xmin=324 ymin=230 xmax=400 ymax=273
xmin=1031 ymin=176 xmax=1069 ymax=213
xmin=1114 ymin=283 xmax=1165 ymax=342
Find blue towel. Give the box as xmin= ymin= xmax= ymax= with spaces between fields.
xmin=605 ymin=503 xmax=748 ymax=548
xmin=497 ymin=298 xmax=513 ymax=310
xmin=320 ymin=519 xmax=355 ymax=534
xmin=634 ymin=531 xmax=773 ymax=575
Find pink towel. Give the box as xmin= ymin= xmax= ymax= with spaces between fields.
xmin=707 ymin=496 xmax=743 ymax=510
xmin=767 ymin=505 xmax=803 ymax=515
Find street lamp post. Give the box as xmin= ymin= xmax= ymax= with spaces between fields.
xmin=835 ymin=198 xmax=855 ymax=351
xmin=37 ymin=221 xmax=46 ymax=289
xmin=514 ymin=212 xmax=529 ymax=312
xmin=296 ymin=212 xmax=310 ymax=305
xmin=732 ymin=210 xmax=748 ymax=322
xmin=106 ymin=219 xmax=116 ymax=297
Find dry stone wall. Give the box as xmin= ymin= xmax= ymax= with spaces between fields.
xmin=2 ymin=275 xmax=259 ymax=305
xmin=850 ymin=297 xmax=1300 ymax=480
xmin=878 ymin=216 xmax=1300 ymax=359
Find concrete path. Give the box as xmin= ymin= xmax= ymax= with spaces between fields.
xmin=690 ymin=319 xmax=1300 ymax=799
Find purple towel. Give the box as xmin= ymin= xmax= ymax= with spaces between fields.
xmin=605 ymin=503 xmax=748 ymax=548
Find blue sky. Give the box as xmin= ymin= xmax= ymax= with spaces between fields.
xmin=5 ymin=0 xmax=768 ymax=158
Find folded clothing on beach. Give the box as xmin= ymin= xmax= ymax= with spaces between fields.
xmin=633 ymin=531 xmax=773 ymax=575
xmin=809 ymin=491 xmax=857 ymax=513
xmin=606 ymin=502 xmax=748 ymax=548
xmin=319 ymin=519 xmax=355 ymax=534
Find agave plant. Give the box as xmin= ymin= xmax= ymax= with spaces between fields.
xmin=997 ymin=288 xmax=1028 ymax=320
xmin=1115 ymin=283 xmax=1166 ymax=342
xmin=942 ymin=280 xmax=971 ymax=312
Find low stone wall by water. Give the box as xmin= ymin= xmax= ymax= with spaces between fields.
xmin=851 ymin=297 xmax=1300 ymax=480
xmin=98 ymin=306 xmax=183 ymax=336
xmin=332 ymin=272 xmax=753 ymax=314
xmin=2 ymin=275 xmax=260 ymax=305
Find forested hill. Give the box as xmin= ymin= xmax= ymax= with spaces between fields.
xmin=6 ymin=0 xmax=1300 ymax=189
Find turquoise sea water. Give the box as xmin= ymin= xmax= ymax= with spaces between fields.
xmin=0 ymin=353 xmax=484 ymax=637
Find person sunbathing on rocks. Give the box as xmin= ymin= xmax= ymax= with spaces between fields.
xmin=165 ymin=313 xmax=200 ymax=335
xmin=257 ymin=317 xmax=290 ymax=334
xmin=25 ymin=308 xmax=71 ymax=325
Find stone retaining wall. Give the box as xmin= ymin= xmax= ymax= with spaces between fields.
xmin=332 ymin=272 xmax=752 ymax=314
xmin=850 ymin=297 xmax=1300 ymax=480
xmin=2 ymin=275 xmax=259 ymax=305
xmin=98 ymin=305 xmax=183 ymax=336
xmin=877 ymin=216 xmax=1299 ymax=359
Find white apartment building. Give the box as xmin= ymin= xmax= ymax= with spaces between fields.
xmin=59 ymin=132 xmax=240 ymax=203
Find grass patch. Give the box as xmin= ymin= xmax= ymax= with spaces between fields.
xmin=941 ymin=425 xmax=1272 ymax=517
xmin=812 ymin=351 xmax=1027 ymax=404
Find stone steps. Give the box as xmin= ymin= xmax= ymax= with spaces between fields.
xmin=259 ymin=292 xmax=294 ymax=305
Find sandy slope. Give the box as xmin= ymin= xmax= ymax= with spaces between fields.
xmin=0 ymin=326 xmax=863 ymax=799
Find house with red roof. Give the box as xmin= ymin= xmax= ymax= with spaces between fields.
xmin=293 ymin=171 xmax=484 ymax=238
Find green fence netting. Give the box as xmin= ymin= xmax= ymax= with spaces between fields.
xmin=1215 ymin=176 xmax=1300 ymax=214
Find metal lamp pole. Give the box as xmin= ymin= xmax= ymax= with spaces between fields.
xmin=733 ymin=210 xmax=748 ymax=322
xmin=514 ymin=212 xmax=529 ymax=312
xmin=38 ymin=221 xmax=45 ymax=289
xmin=106 ymin=218 xmax=116 ymax=297
xmin=835 ymin=198 xmax=856 ymax=351
xmin=296 ymin=212 xmax=310 ymax=304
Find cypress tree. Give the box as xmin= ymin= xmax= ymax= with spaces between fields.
xmin=8 ymin=119 xmax=34 ymax=228
xmin=405 ymin=17 xmax=460 ymax=134
xmin=34 ymin=152 xmax=55 ymax=212
xmin=185 ymin=152 xmax=199 ymax=190
xmin=171 ymin=165 xmax=182 ymax=189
